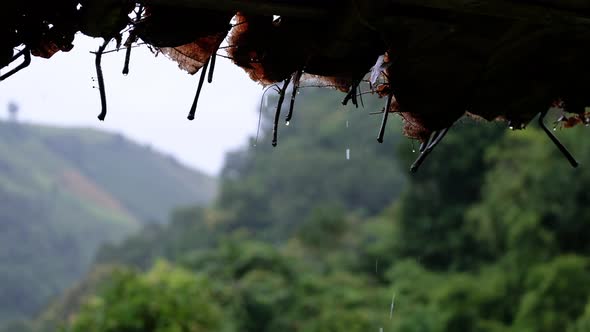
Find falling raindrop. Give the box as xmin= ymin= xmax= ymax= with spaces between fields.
xmin=346 ymin=120 xmax=349 ymax=128
xmin=390 ymin=294 xmax=396 ymax=319
xmin=553 ymin=127 xmax=557 ymax=131
xmin=412 ymin=149 xmax=416 ymax=153
xmin=346 ymin=148 xmax=350 ymax=160
xmin=286 ymin=121 xmax=290 ymax=126
xmin=509 ymin=126 xmax=514 ymax=130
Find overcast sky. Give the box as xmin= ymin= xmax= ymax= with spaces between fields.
xmin=0 ymin=35 xmax=263 ymax=175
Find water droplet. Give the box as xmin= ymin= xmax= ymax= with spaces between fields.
xmin=286 ymin=121 xmax=290 ymax=126
xmin=509 ymin=126 xmax=514 ymax=130
xmin=553 ymin=128 xmax=557 ymax=131
xmin=346 ymin=148 xmax=350 ymax=160
xmin=346 ymin=120 xmax=349 ymax=128
xmin=122 ymin=72 xmax=128 ymax=77
xmin=412 ymin=149 xmax=416 ymax=153
xmin=390 ymin=294 xmax=396 ymax=319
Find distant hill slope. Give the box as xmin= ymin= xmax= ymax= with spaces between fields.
xmin=0 ymin=121 xmax=216 ymax=323
xmin=31 ymin=124 xmax=217 ymax=222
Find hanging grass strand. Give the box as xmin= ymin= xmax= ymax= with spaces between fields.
xmin=96 ymin=39 xmax=110 ymax=121
xmin=286 ymin=70 xmax=303 ymax=123
xmin=272 ymin=77 xmax=291 ymax=147
xmin=377 ymin=92 xmax=393 ymax=143
xmin=122 ymin=34 xmax=140 ymax=76
xmin=187 ymin=57 xmax=211 ymax=120
xmin=410 ymin=127 xmax=450 ymax=173
xmin=122 ymin=45 xmax=132 ymax=75
xmin=342 ymin=79 xmax=361 ymax=107
xmin=207 ymin=52 xmax=217 ymax=83
xmin=0 ymin=47 xmax=31 ymax=82
xmin=539 ymin=111 xmax=579 ymax=168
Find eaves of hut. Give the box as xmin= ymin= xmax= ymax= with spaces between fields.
xmin=1 ymin=0 xmax=589 ymax=170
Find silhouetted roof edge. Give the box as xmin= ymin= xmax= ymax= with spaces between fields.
xmin=147 ymin=0 xmax=590 ymax=26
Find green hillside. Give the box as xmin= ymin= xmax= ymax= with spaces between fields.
xmin=0 ymin=121 xmax=216 ymax=323
xmin=30 ymin=124 xmax=217 ymax=222
xmin=32 ymin=90 xmax=590 ymax=332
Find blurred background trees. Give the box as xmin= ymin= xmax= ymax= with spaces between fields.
xmin=2 ymin=90 xmax=590 ymax=332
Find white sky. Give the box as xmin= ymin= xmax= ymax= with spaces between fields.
xmin=0 ymin=35 xmax=263 ymax=175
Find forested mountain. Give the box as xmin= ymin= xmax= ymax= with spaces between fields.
xmin=0 ymin=121 xmax=216 ymax=324
xmin=18 ymin=90 xmax=590 ymax=332
xmin=95 ymin=88 xmax=406 ymax=267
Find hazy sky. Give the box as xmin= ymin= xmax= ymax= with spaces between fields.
xmin=0 ymin=35 xmax=263 ymax=175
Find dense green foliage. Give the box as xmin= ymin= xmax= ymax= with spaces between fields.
xmin=67 ymin=262 xmax=224 ymax=332
xmin=0 ymin=121 xmax=216 ymax=324
xmin=96 ymin=206 xmax=218 ymax=269
xmin=216 ymin=88 xmax=406 ymax=240
xmin=10 ymin=91 xmax=590 ymax=332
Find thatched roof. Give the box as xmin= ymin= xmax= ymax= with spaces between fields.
xmin=1 ymin=0 xmax=589 ymax=170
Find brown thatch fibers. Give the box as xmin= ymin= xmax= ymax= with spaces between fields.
xmin=228 ymin=13 xmax=305 ymax=85
xmin=161 ymin=33 xmax=227 ymax=74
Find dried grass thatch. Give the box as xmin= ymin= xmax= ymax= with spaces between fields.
xmin=2 ymin=0 xmax=590 ymax=170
